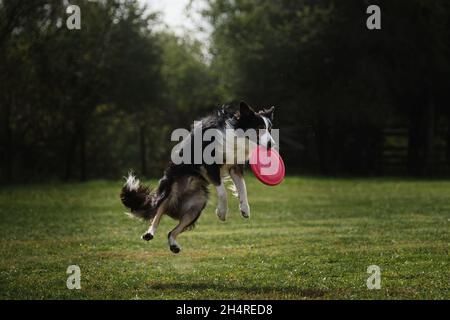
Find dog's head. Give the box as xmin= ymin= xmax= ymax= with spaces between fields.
xmin=236 ymin=101 xmax=276 ymax=148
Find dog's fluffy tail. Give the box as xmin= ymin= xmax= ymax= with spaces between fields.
xmin=120 ymin=173 xmax=155 ymax=220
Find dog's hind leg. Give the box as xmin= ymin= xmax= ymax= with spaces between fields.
xmin=141 ymin=203 xmax=165 ymax=241
xmin=168 ymin=204 xmax=204 ymax=254
xmin=230 ymin=166 xmax=250 ymax=218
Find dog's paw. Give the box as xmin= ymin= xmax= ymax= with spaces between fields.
xmin=240 ymin=202 xmax=250 ymax=219
xmin=170 ymin=245 xmax=181 ymax=254
xmin=216 ymin=207 xmax=228 ymax=222
xmin=141 ymin=232 xmax=154 ymax=241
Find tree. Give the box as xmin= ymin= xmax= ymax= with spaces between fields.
xmin=201 ymin=0 xmax=450 ymax=175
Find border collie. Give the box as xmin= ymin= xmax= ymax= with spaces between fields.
xmin=120 ymin=102 xmax=275 ymax=253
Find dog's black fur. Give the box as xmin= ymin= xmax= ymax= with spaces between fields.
xmin=120 ymin=101 xmax=274 ymax=253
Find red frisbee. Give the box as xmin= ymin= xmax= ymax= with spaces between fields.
xmin=250 ymin=146 xmax=285 ymax=186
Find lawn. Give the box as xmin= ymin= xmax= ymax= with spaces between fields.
xmin=0 ymin=177 xmax=448 ymax=299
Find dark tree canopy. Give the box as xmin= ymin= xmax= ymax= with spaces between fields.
xmin=0 ymin=0 xmax=449 ymax=183
xmin=203 ymin=0 xmax=450 ymax=175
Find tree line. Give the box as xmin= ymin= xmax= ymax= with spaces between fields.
xmin=0 ymin=0 xmax=220 ymax=183
xmin=1 ymin=0 xmax=449 ymax=184
xmin=203 ymin=0 xmax=450 ymax=176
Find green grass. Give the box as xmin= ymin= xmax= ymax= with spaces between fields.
xmin=0 ymin=177 xmax=449 ymax=299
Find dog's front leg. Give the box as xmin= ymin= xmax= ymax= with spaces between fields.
xmin=215 ymin=182 xmax=228 ymax=221
xmin=230 ymin=168 xmax=250 ymax=218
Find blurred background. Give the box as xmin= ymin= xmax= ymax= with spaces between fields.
xmin=1 ymin=0 xmax=449 ymax=184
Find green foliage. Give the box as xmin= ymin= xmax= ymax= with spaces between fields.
xmin=159 ymin=32 xmax=221 ymax=127
xmin=202 ymin=0 xmax=450 ymax=175
xmin=0 ymin=0 xmax=220 ymax=182
xmin=1 ymin=0 xmax=449 ymax=181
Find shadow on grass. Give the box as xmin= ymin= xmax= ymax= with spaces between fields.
xmin=148 ymin=282 xmax=326 ymax=298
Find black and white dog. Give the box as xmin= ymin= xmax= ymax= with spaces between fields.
xmin=120 ymin=102 xmax=275 ymax=253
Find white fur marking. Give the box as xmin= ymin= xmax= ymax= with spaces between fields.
xmin=125 ymin=173 xmax=140 ymax=191
xmin=215 ymin=183 xmax=228 ymax=221
xmin=230 ymin=170 xmax=250 ymax=218
xmin=228 ymin=182 xmax=238 ymax=198
xmin=260 ymin=116 xmax=275 ymax=147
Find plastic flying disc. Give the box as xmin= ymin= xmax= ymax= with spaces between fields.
xmin=249 ymin=146 xmax=285 ymax=186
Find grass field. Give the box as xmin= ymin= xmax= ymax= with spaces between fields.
xmin=0 ymin=177 xmax=449 ymax=299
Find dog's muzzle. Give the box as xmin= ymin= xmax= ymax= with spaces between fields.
xmin=259 ymin=130 xmax=276 ymax=149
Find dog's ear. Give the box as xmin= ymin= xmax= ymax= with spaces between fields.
xmin=261 ymin=106 xmax=275 ymax=121
xmin=240 ymin=101 xmax=254 ymax=118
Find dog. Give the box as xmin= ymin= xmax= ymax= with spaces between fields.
xmin=120 ymin=101 xmax=275 ymax=253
